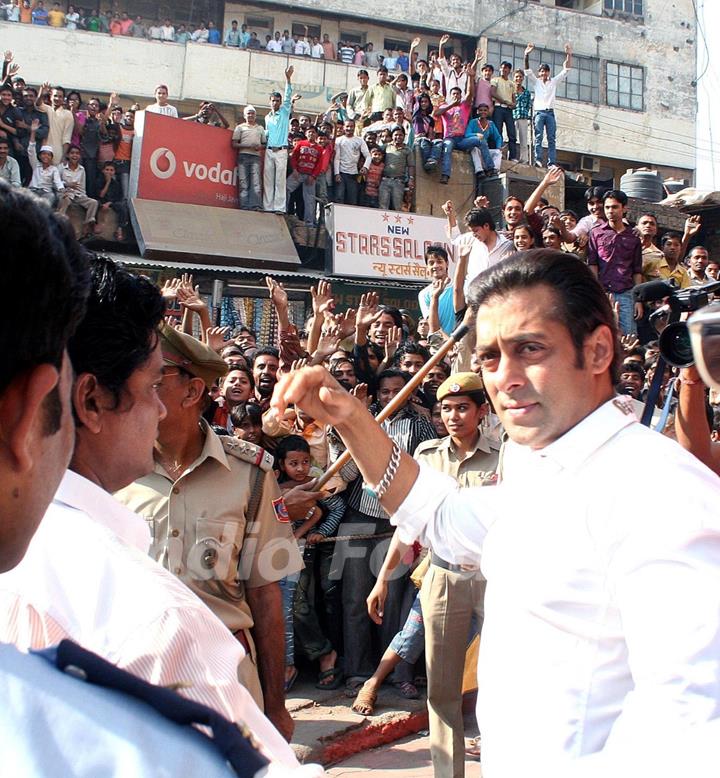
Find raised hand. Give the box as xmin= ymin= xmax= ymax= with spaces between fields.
xmin=684 ymin=214 xmax=702 ymax=236
xmin=3 ymin=50 xmax=12 ymax=63
xmin=314 ymin=324 xmax=341 ymax=360
xmin=290 ymin=357 xmax=309 ymax=372
xmin=285 ymin=64 xmax=294 ymax=80
xmin=564 ymin=43 xmax=572 ymax=54
xmin=410 ymin=36 xmax=421 ymax=49
xmin=160 ymin=278 xmax=181 ymax=298
xmin=291 ymin=93 xmax=302 ymax=104
xmin=205 ymin=325 xmax=231 ymax=353
xmin=439 ymin=33 xmax=450 ymax=47
xmin=350 ymin=382 xmax=369 ymax=407
xmin=334 ymin=307 xmax=357 ymax=340
xmin=7 ymin=63 xmax=19 ymax=77
xmin=524 ymin=43 xmax=534 ymax=56
xmin=473 ymin=195 xmax=489 ymax=209
xmin=544 ymin=165 xmax=564 ymax=186
xmin=384 ymin=325 xmax=402 ymax=363
xmin=265 ymin=275 xmax=289 ymax=310
xmin=311 ymin=279 xmax=335 ymax=316
xmin=177 ymin=283 xmax=207 ymax=313
xmin=271 ymin=365 xmax=358 ymax=428
xmin=356 ymin=291 xmax=380 ymax=329
xmin=620 ymin=333 xmax=640 ymax=354
xmin=441 ymin=199 xmax=455 ymax=217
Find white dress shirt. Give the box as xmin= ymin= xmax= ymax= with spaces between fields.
xmin=333 ymin=134 xmax=372 ymax=175
xmin=449 ymin=224 xmax=512 ymax=295
xmin=392 ymin=398 xmax=720 ymax=777
xmin=524 ymin=68 xmax=569 ymax=111
xmin=0 ymin=470 xmax=322 ymax=777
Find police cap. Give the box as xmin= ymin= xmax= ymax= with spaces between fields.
xmin=159 ymin=323 xmax=227 ymax=388
xmin=436 ymin=372 xmax=485 ymax=402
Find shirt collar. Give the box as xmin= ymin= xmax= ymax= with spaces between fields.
xmin=54 ymin=469 xmax=151 ymax=552
xmin=532 ymin=396 xmax=638 ymax=473
xmin=439 ymin=430 xmax=493 ymax=458
xmin=154 ymin=418 xmax=232 ymax=479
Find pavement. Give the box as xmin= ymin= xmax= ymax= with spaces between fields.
xmin=288 ymin=668 xmax=479 ymax=770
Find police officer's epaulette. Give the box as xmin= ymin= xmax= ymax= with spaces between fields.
xmin=414 ymin=437 xmax=444 ymax=456
xmin=221 ymin=437 xmax=274 ymax=472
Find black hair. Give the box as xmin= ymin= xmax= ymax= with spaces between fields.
xmin=0 ymin=138 xmax=9 ymax=146
xmin=0 ymin=183 xmax=90 ymax=433
xmin=235 ymin=324 xmax=256 ymax=339
xmin=275 ymin=434 xmax=310 ymax=472
xmin=378 ymin=305 xmax=403 ymax=329
xmin=252 ymin=346 xmax=279 ymax=366
xmin=465 ymin=207 xmax=495 ymax=231
xmin=66 ymin=89 xmax=83 ymax=105
xmin=67 ymin=256 xmax=164 ymax=408
xmin=393 ymin=342 xmax=431 ymax=367
xmin=377 ymin=368 xmax=410 ymax=387
xmin=603 ymin=189 xmax=628 ymax=206
xmin=424 ymin=244 xmax=448 ymax=265
xmin=559 ymin=209 xmax=578 ymax=220
xmin=620 ymin=361 xmax=646 ymax=379
xmin=67 ymin=143 xmax=82 ymax=154
xmin=660 ymin=231 xmax=683 ymax=247
xmin=467 ymin=249 xmax=621 ymax=382
xmin=358 ymin=69 xmax=368 ymax=77
xmin=223 ymin=365 xmax=254 ymax=391
xmin=584 ymin=186 xmax=606 ymax=202
xmin=638 ymin=212 xmax=657 ymax=224
xmin=230 ymin=401 xmax=262 ymax=428
xmin=482 ymin=63 xmax=494 ymax=72
xmin=503 ymin=195 xmax=524 ymax=208
xmin=378 ymin=66 xmax=388 ymax=74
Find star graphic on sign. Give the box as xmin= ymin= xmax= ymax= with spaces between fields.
xmin=406 ymin=216 xmax=414 ymax=225
xmin=382 ymin=212 xmax=390 ymax=222
xmin=395 ymin=214 xmax=403 ymax=223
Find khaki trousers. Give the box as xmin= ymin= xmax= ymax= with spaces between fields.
xmin=420 ymin=564 xmax=486 ymax=778
xmin=235 ymin=628 xmax=264 ymax=710
xmin=57 ymin=192 xmax=99 ymax=224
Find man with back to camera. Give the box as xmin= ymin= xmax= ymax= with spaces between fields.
xmin=272 ymin=248 xmax=720 ymax=778
xmin=523 ymin=41 xmax=572 ymax=167
xmin=0 ymin=184 xmax=323 ymax=776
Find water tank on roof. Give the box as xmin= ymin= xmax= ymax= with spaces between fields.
xmin=620 ymin=168 xmax=664 ymax=202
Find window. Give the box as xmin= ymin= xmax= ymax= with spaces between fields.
xmin=604 ymin=0 xmax=643 ymax=15
xmin=292 ymin=21 xmax=321 ymax=39
xmin=340 ymin=29 xmax=366 ymax=46
xmin=486 ymin=39 xmax=599 ymax=104
xmin=245 ymin=15 xmax=272 ymax=30
xmin=383 ymin=37 xmax=411 ymax=54
xmin=606 ymin=62 xmax=644 ymax=111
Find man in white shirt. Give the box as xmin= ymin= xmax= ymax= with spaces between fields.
xmin=523 ymin=41 xmax=572 ymax=167
xmin=0 ymin=255 xmax=322 ymax=776
xmin=160 ymin=17 xmax=174 ymax=40
xmin=266 ymin=30 xmax=283 ymax=52
xmin=272 ymin=249 xmax=720 ymax=778
xmin=34 ymin=81 xmax=74 ymax=162
xmin=310 ymin=35 xmax=324 ymax=59
xmin=293 ymin=27 xmax=311 ymax=56
xmin=145 ymin=84 xmax=179 ymax=118
xmin=444 ymin=200 xmax=512 ymax=293
xmin=333 ymin=118 xmax=370 ymax=205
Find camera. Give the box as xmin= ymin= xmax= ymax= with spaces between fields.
xmin=688 ymin=303 xmax=720 ymax=391
xmin=633 ymin=279 xmax=720 ymax=367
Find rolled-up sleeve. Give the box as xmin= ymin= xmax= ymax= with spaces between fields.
xmin=391 ymin=462 xmax=499 ymax=566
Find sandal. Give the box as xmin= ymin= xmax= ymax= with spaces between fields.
xmin=344 ymin=677 xmax=366 ymax=697
xmin=315 ymin=666 xmax=343 ymax=690
xmin=284 ymin=667 xmax=299 ymax=693
xmin=393 ymin=680 xmax=419 ymax=699
xmin=351 ymin=684 xmax=377 ymax=716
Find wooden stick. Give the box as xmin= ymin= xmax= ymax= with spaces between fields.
xmin=316 ymin=323 xmax=470 ymax=490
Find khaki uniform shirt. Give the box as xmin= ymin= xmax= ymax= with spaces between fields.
xmin=115 ymin=421 xmax=302 ymax=634
xmin=642 ymin=252 xmax=691 ymax=288
xmin=414 ymin=432 xmax=499 ymax=488
xmin=491 ymin=75 xmax=514 ymax=107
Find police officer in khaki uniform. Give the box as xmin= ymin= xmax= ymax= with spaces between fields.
xmin=415 ymin=372 xmax=499 ymax=777
xmin=116 ymin=325 xmax=303 ymax=742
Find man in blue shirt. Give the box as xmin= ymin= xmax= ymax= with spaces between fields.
xmin=31 ymin=0 xmax=48 ymax=23
xmin=465 ymin=102 xmax=503 ymax=183
xmin=418 ymin=244 xmax=456 ymax=336
xmin=263 ymin=65 xmax=294 ymax=213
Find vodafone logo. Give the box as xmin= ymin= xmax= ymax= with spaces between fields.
xmin=149 ymin=147 xmax=176 ymax=179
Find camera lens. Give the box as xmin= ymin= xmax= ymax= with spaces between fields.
xmin=659 ymin=322 xmax=694 ymax=367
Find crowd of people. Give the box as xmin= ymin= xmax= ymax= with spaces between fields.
xmin=5 ymin=176 xmax=720 ymax=775
xmin=0 ymin=22 xmax=578 ymax=233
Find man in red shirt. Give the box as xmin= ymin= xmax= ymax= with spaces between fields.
xmin=286 ymin=125 xmax=323 ymax=226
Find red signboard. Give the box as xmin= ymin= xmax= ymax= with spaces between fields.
xmin=135 ymin=111 xmax=239 ymax=208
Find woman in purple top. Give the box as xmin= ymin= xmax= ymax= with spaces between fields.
xmin=412 ymin=93 xmax=442 ymax=172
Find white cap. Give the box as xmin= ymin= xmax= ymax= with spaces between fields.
xmin=39 ymin=145 xmax=54 ymax=155
xmin=243 ymin=105 xmax=256 ymax=116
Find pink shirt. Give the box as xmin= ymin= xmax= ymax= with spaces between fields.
xmin=474 ymin=77 xmax=493 ymax=109
xmin=441 ymin=101 xmax=471 ymax=138
xmin=354 ymin=51 xmax=365 ymax=66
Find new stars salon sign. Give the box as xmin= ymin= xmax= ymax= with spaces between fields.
xmin=326 ymin=204 xmax=454 ymax=282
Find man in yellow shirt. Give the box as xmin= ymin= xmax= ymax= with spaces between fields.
xmin=47 ymin=1 xmax=65 ymax=26
xmin=490 ymin=61 xmax=517 ymax=162
xmin=641 ymin=230 xmax=691 ymax=288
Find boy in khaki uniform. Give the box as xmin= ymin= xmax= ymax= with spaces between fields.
xmin=116 ymin=324 xmax=302 ymax=742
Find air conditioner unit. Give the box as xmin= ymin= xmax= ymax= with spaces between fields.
xmin=580 ymin=155 xmax=600 ymax=173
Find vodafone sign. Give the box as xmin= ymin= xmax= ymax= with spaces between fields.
xmin=130 ymin=111 xmax=240 ymax=208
